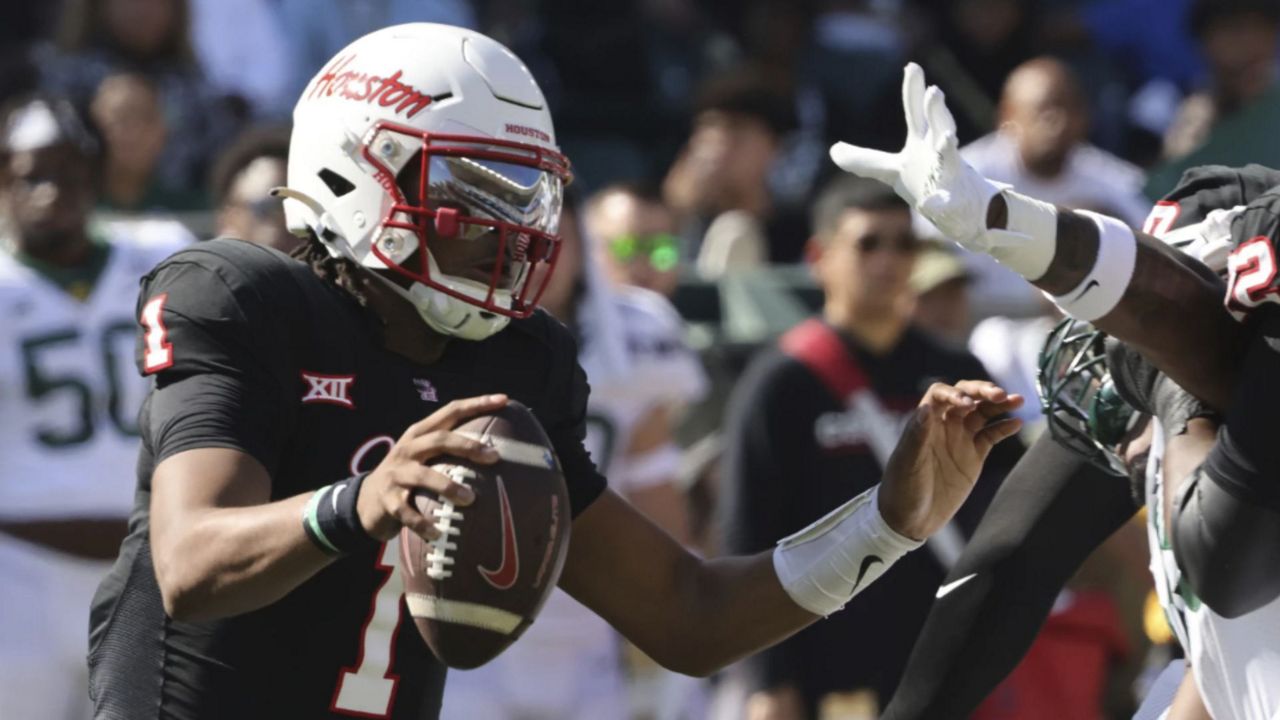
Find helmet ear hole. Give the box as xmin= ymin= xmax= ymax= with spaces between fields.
xmin=318 ymin=168 xmax=356 ymax=197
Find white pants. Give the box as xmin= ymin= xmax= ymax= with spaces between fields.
xmin=0 ymin=532 xmax=112 ymax=720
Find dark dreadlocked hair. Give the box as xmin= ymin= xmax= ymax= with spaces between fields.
xmin=289 ymin=231 xmax=374 ymax=308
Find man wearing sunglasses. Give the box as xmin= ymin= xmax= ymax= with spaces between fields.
xmin=585 ymin=183 xmax=683 ymax=299
xmin=719 ymin=175 xmax=1022 ymax=720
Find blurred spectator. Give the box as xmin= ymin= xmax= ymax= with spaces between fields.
xmin=0 ymin=94 xmax=189 ymax=719
xmin=968 ymin=58 xmax=1151 ymax=225
xmin=1039 ymin=0 xmax=1199 ymax=158
xmin=0 ymin=4 xmax=61 ymax=101
xmin=1146 ymin=0 xmax=1280 ymax=197
xmin=90 ymin=73 xmax=203 ymax=211
xmin=189 ymin=0 xmax=292 ymax=118
xmin=1041 ymin=0 xmax=1202 ymax=92
xmin=804 ymin=0 xmax=909 ymax=154
xmin=0 ymin=3 xmax=64 ymax=52
xmin=37 ymin=0 xmax=241 ymax=201
xmin=584 ymin=182 xmax=683 ymax=299
xmin=276 ymin=0 xmax=477 ymax=101
xmin=717 ymin=176 xmax=1017 ymax=720
xmin=663 ymin=69 xmax=808 ymax=269
xmin=513 ymin=0 xmax=719 ymax=191
xmin=442 ymin=198 xmax=707 ymax=720
xmin=909 ymin=243 xmax=973 ymax=348
xmin=721 ymin=0 xmax=831 ymax=216
xmin=210 ymin=125 xmax=297 ymax=252
xmin=957 ymin=57 xmax=1149 ymax=319
xmin=909 ymin=0 xmax=1037 ymax=141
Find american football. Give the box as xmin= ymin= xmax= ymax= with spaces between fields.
xmin=399 ymin=400 xmax=571 ymax=669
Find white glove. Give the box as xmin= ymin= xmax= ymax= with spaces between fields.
xmin=829 ymin=63 xmax=1005 ymax=251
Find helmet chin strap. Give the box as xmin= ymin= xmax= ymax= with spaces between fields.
xmin=368 ymin=271 xmax=513 ymax=341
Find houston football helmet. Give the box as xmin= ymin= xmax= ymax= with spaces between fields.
xmin=279 ymin=23 xmax=571 ymax=340
xmin=1037 ymin=318 xmax=1140 ymax=477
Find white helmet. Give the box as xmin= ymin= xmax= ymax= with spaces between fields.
xmin=279 ymin=23 xmax=572 ymax=340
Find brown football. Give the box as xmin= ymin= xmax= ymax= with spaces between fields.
xmin=398 ymin=400 xmax=571 ymax=669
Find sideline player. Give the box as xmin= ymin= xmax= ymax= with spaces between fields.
xmin=440 ymin=200 xmax=707 ymax=719
xmin=87 ymin=24 xmax=1023 ymax=719
xmin=0 ymin=95 xmax=190 ymax=719
xmin=830 ymin=63 xmax=1280 ymax=719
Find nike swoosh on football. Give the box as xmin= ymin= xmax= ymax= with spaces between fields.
xmin=851 ymin=554 xmax=882 ymax=592
xmin=1072 ymin=278 xmax=1101 ymax=303
xmin=478 ymin=477 xmax=520 ymax=590
xmin=936 ymin=573 xmax=977 ymax=599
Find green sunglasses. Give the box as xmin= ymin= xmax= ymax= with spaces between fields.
xmin=606 ymin=232 xmax=681 ymax=272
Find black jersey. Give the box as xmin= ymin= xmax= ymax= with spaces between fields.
xmin=88 ymin=238 xmax=606 ymax=720
xmin=720 ymin=320 xmax=1020 ymax=715
xmin=1144 ymin=163 xmax=1280 ymax=319
xmin=1143 ymin=164 xmax=1280 ymax=510
xmin=1145 ymin=163 xmax=1280 ymax=238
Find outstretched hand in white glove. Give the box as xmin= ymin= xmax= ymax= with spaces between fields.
xmin=828 ymin=63 xmax=1007 ymax=252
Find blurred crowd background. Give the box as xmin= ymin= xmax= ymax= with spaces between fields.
xmin=4 ymin=0 xmax=1280 ymax=718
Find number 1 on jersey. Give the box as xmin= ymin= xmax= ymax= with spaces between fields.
xmin=140 ymin=294 xmax=174 ymax=373
xmin=331 ymin=540 xmax=404 ymax=718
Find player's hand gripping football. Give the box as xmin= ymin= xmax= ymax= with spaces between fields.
xmin=879 ymin=381 xmax=1023 ymax=540
xmin=829 ymin=63 xmax=1007 ymax=251
xmin=357 ymin=394 xmax=508 ymax=541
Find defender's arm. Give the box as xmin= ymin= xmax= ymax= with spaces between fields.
xmin=830 ymin=63 xmax=1247 ymax=409
xmin=987 ymin=198 xmax=1243 ymax=409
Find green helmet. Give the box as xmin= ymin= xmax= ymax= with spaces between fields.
xmin=1036 ymin=318 xmax=1139 ymax=477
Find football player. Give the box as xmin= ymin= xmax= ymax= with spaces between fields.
xmin=830 ymin=63 xmax=1280 ymax=719
xmin=0 ymin=94 xmax=190 ymax=719
xmin=87 ymin=24 xmax=1023 ymax=719
xmin=832 ymin=61 xmax=1280 ymax=625
xmin=440 ymin=199 xmax=707 ymax=719
xmin=885 ymin=314 xmax=1280 ymax=720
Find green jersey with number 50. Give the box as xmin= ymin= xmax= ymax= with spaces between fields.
xmin=0 ymin=221 xmax=189 ymax=521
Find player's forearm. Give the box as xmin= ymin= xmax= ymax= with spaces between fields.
xmin=664 ymin=486 xmax=930 ymax=676
xmin=657 ymin=551 xmax=818 ymax=677
xmin=563 ymin=491 xmax=818 ymax=677
xmin=153 ymin=493 xmax=333 ymax=622
xmin=989 ymin=195 xmax=1242 ymax=409
xmin=1096 ymin=236 xmax=1241 ymax=410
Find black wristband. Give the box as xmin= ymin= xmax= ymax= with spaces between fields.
xmin=303 ymin=473 xmax=379 ymax=556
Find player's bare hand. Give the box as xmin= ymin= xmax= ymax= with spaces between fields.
xmin=879 ymin=381 xmax=1022 ymax=540
xmin=357 ymin=394 xmax=509 ymax=541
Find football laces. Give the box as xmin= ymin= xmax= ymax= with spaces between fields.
xmin=425 ymin=465 xmax=471 ymax=580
